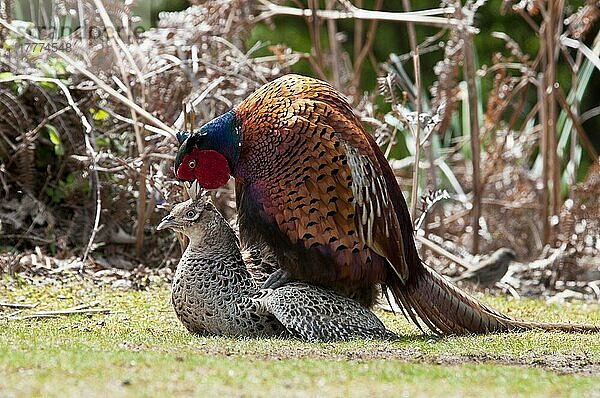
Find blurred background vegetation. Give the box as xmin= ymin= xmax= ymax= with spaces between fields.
xmin=1 ymin=0 xmax=599 ymax=299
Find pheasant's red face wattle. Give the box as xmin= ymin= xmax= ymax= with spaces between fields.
xmin=176 ymin=148 xmax=231 ymax=189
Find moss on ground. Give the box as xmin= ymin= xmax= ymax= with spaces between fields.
xmin=1 ymin=275 xmax=600 ymax=397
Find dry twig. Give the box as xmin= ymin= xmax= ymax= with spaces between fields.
xmin=256 ymin=0 xmax=470 ymax=31
xmin=7 ymin=301 xmax=110 ymax=320
xmin=0 ymin=301 xmax=38 ymax=308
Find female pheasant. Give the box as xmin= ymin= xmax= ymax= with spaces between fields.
xmin=157 ymin=195 xmax=395 ymax=341
xmin=174 ymin=74 xmax=598 ymax=335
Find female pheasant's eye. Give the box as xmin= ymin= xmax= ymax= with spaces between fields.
xmin=188 ymin=159 xmax=196 ymax=169
xmin=185 ymin=210 xmax=196 ymax=219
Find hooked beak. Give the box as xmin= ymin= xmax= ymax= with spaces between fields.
xmin=157 ymin=215 xmax=178 ymax=231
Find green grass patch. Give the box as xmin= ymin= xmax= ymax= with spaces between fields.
xmin=1 ymin=276 xmax=599 ymax=397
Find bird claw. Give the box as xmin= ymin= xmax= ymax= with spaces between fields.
xmin=262 ymin=269 xmax=292 ymax=290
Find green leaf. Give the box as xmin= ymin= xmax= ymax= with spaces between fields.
xmin=39 ymin=80 xmax=57 ymax=90
xmin=96 ymin=136 xmax=110 ymax=148
xmin=30 ymin=44 xmax=43 ymax=57
xmin=3 ymin=37 xmax=17 ymax=50
xmin=46 ymin=125 xmax=64 ymax=156
xmin=82 ymin=180 xmax=91 ymax=195
xmin=46 ymin=187 xmax=65 ymax=203
xmin=92 ymin=108 xmax=110 ymax=121
xmin=65 ymin=173 xmax=75 ymax=185
xmin=50 ymin=59 xmax=67 ymax=76
xmin=47 ymin=125 xmax=60 ymax=145
xmin=0 ymin=72 xmax=22 ymax=94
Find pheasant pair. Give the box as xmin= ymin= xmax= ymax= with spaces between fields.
xmin=172 ymin=74 xmax=598 ymax=335
xmin=157 ymin=195 xmax=395 ymax=341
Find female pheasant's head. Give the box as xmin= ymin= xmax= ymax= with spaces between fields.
xmin=174 ymin=110 xmax=241 ymax=189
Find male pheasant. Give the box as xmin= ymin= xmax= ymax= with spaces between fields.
xmin=174 ymin=74 xmax=598 ymax=334
xmin=157 ymin=195 xmax=395 ymax=341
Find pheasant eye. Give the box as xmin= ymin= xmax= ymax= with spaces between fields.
xmin=185 ymin=210 xmax=196 ymax=219
xmin=188 ymin=159 xmax=196 ymax=169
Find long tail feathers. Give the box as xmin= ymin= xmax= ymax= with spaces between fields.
xmin=391 ymin=263 xmax=599 ymax=334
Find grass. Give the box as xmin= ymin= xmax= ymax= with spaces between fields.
xmin=1 ymin=275 xmax=600 ymax=397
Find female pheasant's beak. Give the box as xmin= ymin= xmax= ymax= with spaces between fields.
xmin=157 ymin=215 xmax=179 ymax=231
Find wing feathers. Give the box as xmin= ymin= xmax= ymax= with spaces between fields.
xmin=236 ymin=76 xmax=410 ymax=284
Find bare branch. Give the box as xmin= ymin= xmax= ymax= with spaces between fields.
xmin=256 ymin=0 xmax=473 ymax=32
xmin=0 ymin=18 xmax=176 ymax=138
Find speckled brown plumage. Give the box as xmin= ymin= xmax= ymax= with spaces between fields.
xmin=234 ymin=75 xmax=412 ymax=302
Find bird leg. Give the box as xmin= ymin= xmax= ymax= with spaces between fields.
xmin=262 ymin=269 xmax=293 ymax=290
